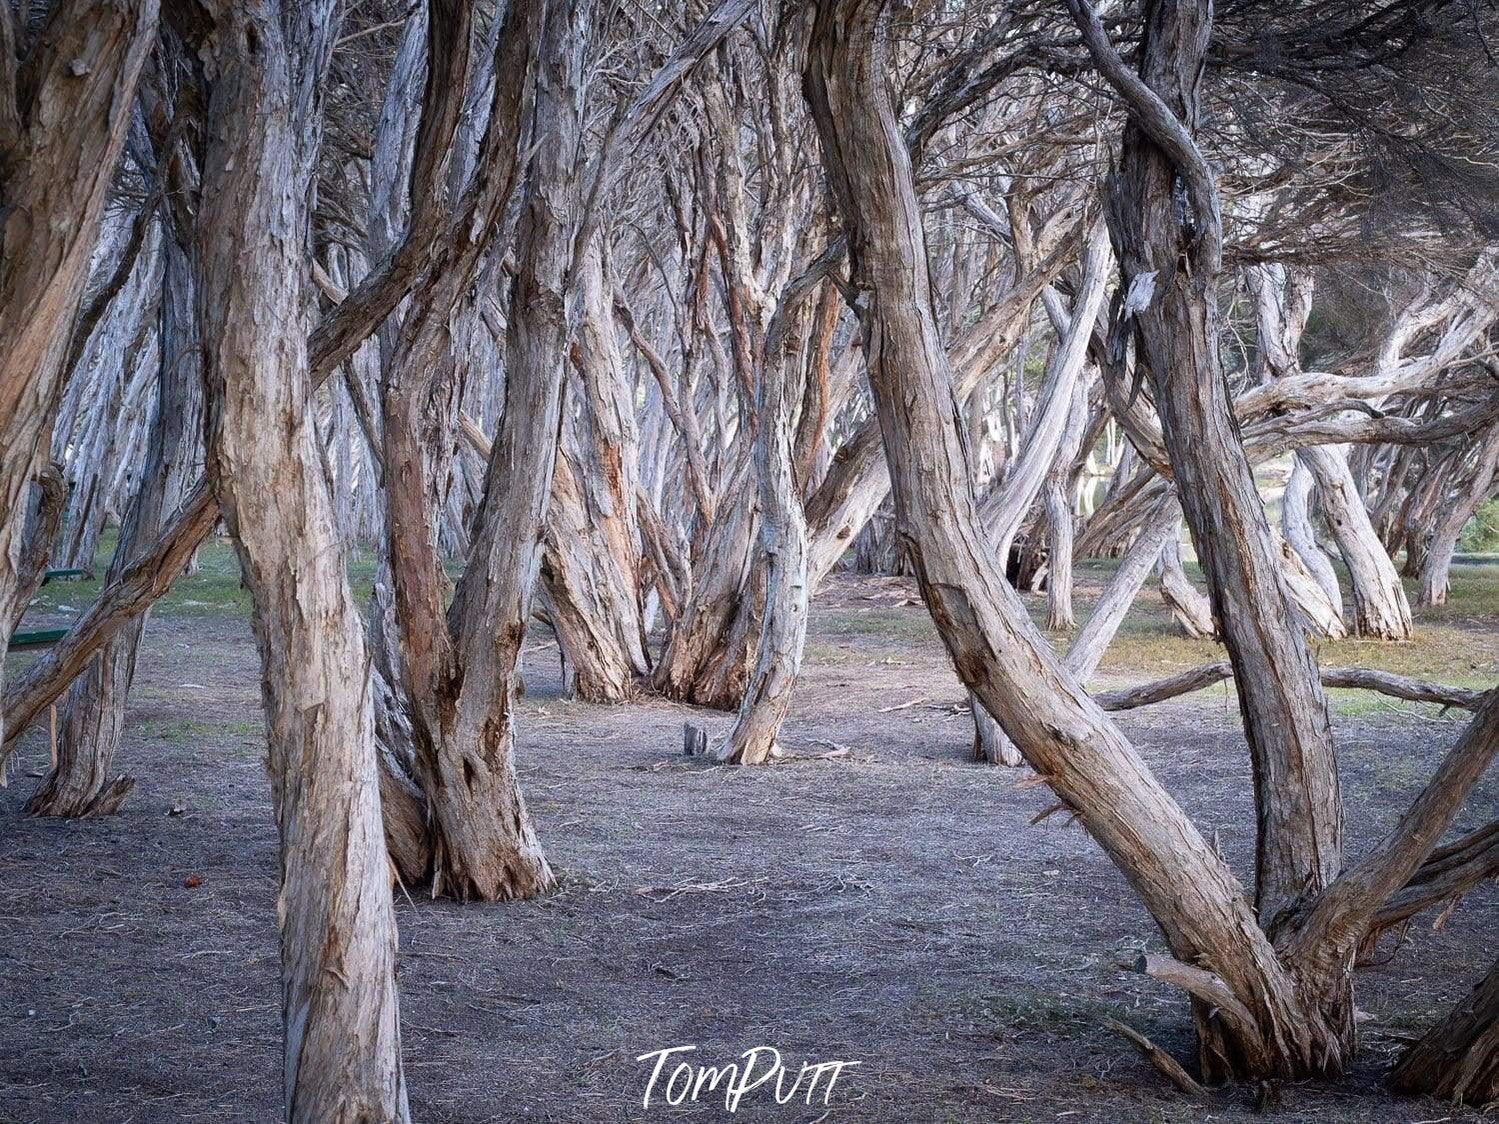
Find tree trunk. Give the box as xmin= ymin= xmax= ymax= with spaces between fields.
xmin=1281 ymin=457 xmax=1342 ymax=607
xmin=0 ymin=0 xmax=158 ymax=747
xmin=1065 ymin=497 xmax=1181 ymax=678
xmin=9 ymin=465 xmax=66 ymax=637
xmin=653 ymin=471 xmax=761 ymax=708
xmin=1389 ymin=959 xmax=1499 ymax=1105
xmin=1275 ymin=530 xmax=1349 ymax=640
xmin=1044 ymin=380 xmax=1090 ymax=631
xmin=806 ymin=0 xmax=1344 ymax=1081
xmin=376 ymin=0 xmax=559 ymax=901
xmin=1083 ymin=0 xmax=1341 ymax=930
xmin=196 ymin=1 xmax=409 ymax=1116
xmin=30 ymin=231 xmax=202 ymax=818
xmin=541 ymin=241 xmax=651 ymax=702
xmin=1301 ymin=445 xmax=1413 ymax=640
xmin=717 ymin=282 xmax=817 ymax=764
xmin=1420 ymin=425 xmax=1499 ymax=606
xmin=1157 ymin=532 xmax=1217 ymax=639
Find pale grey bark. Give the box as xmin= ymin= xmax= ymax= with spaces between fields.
xmin=542 ymin=242 xmax=651 ymax=701
xmin=1420 ymin=425 xmax=1499 ymax=606
xmin=1302 ymin=444 xmax=1413 ymax=639
xmin=1282 ymin=458 xmax=1342 ymax=606
xmin=806 ymin=1 xmax=1346 ymax=1078
xmin=1071 ymin=0 xmax=1342 ymax=934
xmin=31 ymin=225 xmax=202 ymax=818
xmin=1157 ymin=531 xmax=1217 ymax=639
xmin=717 ymin=280 xmax=818 ymax=764
xmin=196 ymin=2 xmax=409 ymax=1116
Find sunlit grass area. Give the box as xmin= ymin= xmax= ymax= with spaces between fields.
xmin=13 ymin=532 xmax=1497 ymax=715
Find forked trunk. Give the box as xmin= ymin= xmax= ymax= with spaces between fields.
xmin=653 ymin=474 xmax=761 ymax=708
xmin=541 ymin=242 xmax=651 ymax=702
xmin=377 ymin=0 xmax=561 ymax=901
xmin=806 ymin=0 xmax=1347 ymax=1082
xmin=1088 ymin=0 xmax=1341 ymax=929
xmin=717 ymin=285 xmax=817 ymax=764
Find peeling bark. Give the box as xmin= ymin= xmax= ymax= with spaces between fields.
xmin=196 ymin=0 xmax=409 ymax=1115
xmin=1075 ymin=0 xmax=1341 ymax=929
xmin=31 ymin=227 xmax=202 ymax=818
xmin=807 ymin=0 xmax=1346 ymax=1081
xmin=0 ymin=0 xmax=159 ymax=747
xmin=1390 ymin=959 xmax=1499 ymax=1106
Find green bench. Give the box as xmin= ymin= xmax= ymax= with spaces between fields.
xmin=8 ymin=570 xmax=87 ymax=650
xmin=9 ymin=626 xmax=69 ymax=650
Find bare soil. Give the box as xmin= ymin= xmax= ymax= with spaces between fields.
xmin=1 ymin=566 xmax=1494 ymax=1123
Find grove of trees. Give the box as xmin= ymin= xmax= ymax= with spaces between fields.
xmin=2 ymin=0 xmax=1496 ymax=1117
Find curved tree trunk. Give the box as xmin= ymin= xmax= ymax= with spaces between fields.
xmin=377 ymin=0 xmax=561 ymax=902
xmin=1275 ymin=530 xmax=1348 ymax=640
xmin=1281 ymin=457 xmax=1342 ymax=606
xmin=1301 ymin=445 xmax=1413 ymax=640
xmin=196 ymin=2 xmax=409 ymax=1115
xmin=1420 ymin=424 xmax=1499 ymax=606
xmin=803 ymin=1 xmax=1347 ymax=1079
xmin=1087 ymin=0 xmax=1341 ymax=932
xmin=31 ymin=231 xmax=203 ymax=818
xmin=1157 ymin=532 xmax=1217 ymax=639
xmin=0 ymin=0 xmax=158 ymax=748
xmin=9 ymin=465 xmax=67 ymax=638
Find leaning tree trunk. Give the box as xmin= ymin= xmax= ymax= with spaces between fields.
xmin=0 ymin=0 xmax=158 ymax=747
xmin=1300 ymin=445 xmax=1413 ymax=640
xmin=1281 ymin=457 xmax=1342 ymax=607
xmin=1388 ymin=959 xmax=1499 ymax=1105
xmin=1420 ymin=424 xmax=1499 ymax=607
xmin=717 ymin=274 xmax=819 ymax=764
xmin=1157 ymin=531 xmax=1217 ymax=638
xmin=1275 ymin=530 xmax=1349 ymax=641
xmin=541 ymin=241 xmax=651 ymax=702
xmin=969 ymin=229 xmax=1111 ymax=762
xmin=196 ymin=3 xmax=409 ymax=1118
xmin=30 ymin=232 xmax=203 ymax=818
xmin=806 ymin=0 xmax=1346 ymax=1081
xmin=9 ymin=465 xmax=66 ymax=638
xmin=1083 ymin=0 xmax=1341 ymax=932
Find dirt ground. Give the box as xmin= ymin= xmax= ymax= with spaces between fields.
xmin=1 ymin=560 xmax=1495 ymax=1123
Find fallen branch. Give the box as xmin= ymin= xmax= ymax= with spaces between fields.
xmin=1094 ymin=663 xmax=1488 ymax=713
xmin=1102 ymin=1017 xmax=1208 ymax=1098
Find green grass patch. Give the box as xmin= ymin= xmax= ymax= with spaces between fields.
xmin=137 ymin=718 xmax=262 ymax=742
